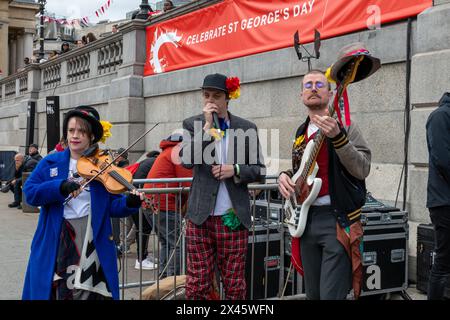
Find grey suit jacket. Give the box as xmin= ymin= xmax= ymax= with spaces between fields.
xmin=181 ymin=112 xmax=265 ymax=229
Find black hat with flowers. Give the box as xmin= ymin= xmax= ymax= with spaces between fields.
xmin=201 ymin=73 xmax=241 ymax=99
xmin=63 ymin=105 xmax=103 ymax=143
xmin=201 ymin=73 xmax=228 ymax=92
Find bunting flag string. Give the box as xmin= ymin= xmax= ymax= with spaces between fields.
xmin=43 ymin=0 xmax=115 ymax=27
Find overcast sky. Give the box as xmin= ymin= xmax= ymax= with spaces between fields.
xmin=43 ymin=0 xmax=159 ymax=22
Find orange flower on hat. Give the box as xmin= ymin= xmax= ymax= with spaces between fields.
xmin=226 ymin=77 xmax=240 ymax=99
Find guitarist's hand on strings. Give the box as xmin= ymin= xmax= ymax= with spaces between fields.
xmin=311 ymin=113 xmax=341 ymax=138
xmin=278 ymin=173 xmax=295 ymax=199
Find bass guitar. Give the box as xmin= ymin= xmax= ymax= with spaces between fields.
xmin=284 ymin=55 xmax=364 ymax=238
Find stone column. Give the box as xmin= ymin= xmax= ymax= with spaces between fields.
xmin=9 ymin=37 xmax=17 ymax=76
xmin=0 ymin=0 xmax=9 ymax=78
xmin=16 ymin=33 xmax=25 ymax=71
xmin=0 ymin=21 xmax=8 ymax=78
xmin=407 ymin=2 xmax=450 ymax=282
xmin=23 ymin=28 xmax=35 ymax=62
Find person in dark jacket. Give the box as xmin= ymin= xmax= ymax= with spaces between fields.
xmin=134 ymin=151 xmax=160 ymax=181
xmin=28 ymin=143 xmax=43 ymax=162
xmin=61 ymin=42 xmax=70 ymax=54
xmin=163 ymin=0 xmax=175 ymax=12
xmin=7 ymin=153 xmax=38 ymax=209
xmin=181 ymin=73 xmax=265 ymax=300
xmin=426 ymin=92 xmax=450 ymax=300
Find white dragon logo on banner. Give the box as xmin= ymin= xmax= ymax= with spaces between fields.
xmin=150 ymin=28 xmax=183 ymax=74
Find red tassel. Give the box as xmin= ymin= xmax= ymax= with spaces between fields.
xmin=291 ymin=237 xmax=304 ymax=276
xmin=333 ymin=90 xmax=344 ymax=127
xmin=343 ymin=89 xmax=351 ymax=126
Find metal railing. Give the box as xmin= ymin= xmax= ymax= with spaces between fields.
xmin=116 ymin=177 xmax=302 ymax=300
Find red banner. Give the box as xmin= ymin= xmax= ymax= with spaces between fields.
xmin=144 ymin=0 xmax=431 ymax=76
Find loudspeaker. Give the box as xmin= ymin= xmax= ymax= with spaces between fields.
xmin=0 ymin=151 xmax=16 ymax=181
xmin=245 ymin=221 xmax=281 ymax=299
xmin=416 ymin=223 xmax=450 ymax=297
xmin=46 ymin=96 xmax=60 ymax=153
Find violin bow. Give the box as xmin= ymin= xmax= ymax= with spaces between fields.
xmin=63 ymin=123 xmax=160 ymax=205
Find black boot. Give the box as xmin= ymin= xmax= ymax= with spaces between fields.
xmin=8 ymin=201 xmax=20 ymax=208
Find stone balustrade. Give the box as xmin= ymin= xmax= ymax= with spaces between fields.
xmin=0 ymin=33 xmax=124 ymax=100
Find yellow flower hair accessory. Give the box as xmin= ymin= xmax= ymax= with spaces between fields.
xmin=99 ymin=120 xmax=112 ymax=143
xmin=226 ymin=77 xmax=241 ymax=99
xmin=325 ymin=66 xmax=336 ymax=84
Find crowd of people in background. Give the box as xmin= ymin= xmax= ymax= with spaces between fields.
xmin=19 ymin=32 xmax=98 ymax=68
xmin=2 ymin=144 xmax=43 ymax=209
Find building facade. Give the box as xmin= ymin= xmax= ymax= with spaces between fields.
xmin=0 ymin=0 xmax=39 ymax=77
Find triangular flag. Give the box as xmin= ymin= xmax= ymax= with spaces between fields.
xmin=95 ymin=11 xmax=99 ymax=17
xmin=101 ymin=6 xmax=105 ymax=14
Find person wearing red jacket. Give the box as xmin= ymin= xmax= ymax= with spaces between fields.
xmin=144 ymin=134 xmax=192 ymax=276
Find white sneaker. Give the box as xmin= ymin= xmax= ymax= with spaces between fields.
xmin=135 ymin=258 xmax=157 ymax=270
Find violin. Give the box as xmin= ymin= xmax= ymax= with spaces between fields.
xmin=72 ymin=144 xmax=157 ymax=210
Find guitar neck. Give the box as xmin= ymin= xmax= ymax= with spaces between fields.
xmin=298 ymin=84 xmax=346 ymax=184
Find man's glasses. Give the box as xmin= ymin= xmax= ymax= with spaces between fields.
xmin=303 ymin=81 xmax=326 ymax=90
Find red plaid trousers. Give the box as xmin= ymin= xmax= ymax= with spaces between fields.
xmin=185 ymin=216 xmax=248 ymax=300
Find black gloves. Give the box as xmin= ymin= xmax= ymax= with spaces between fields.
xmin=126 ymin=193 xmax=142 ymax=208
xmin=60 ymin=180 xmax=81 ymax=197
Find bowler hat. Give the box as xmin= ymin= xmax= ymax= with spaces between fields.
xmin=330 ymin=42 xmax=381 ymax=84
xmin=63 ymin=105 xmax=103 ymax=143
xmin=201 ymin=73 xmax=228 ymax=93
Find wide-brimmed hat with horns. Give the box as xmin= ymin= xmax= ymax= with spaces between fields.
xmin=329 ymin=42 xmax=381 ymax=83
